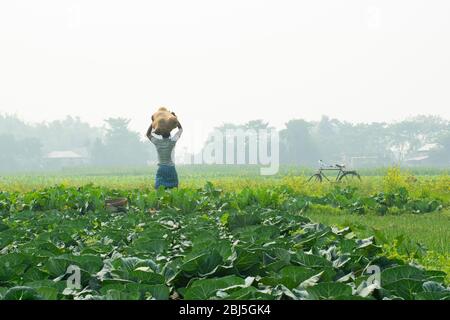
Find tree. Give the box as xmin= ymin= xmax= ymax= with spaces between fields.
xmin=0 ymin=114 xmax=102 ymax=153
xmin=427 ymin=133 xmax=450 ymax=166
xmin=387 ymin=116 xmax=449 ymax=162
xmin=280 ymin=119 xmax=320 ymax=165
xmin=91 ymin=118 xmax=154 ymax=166
xmin=0 ymin=134 xmax=42 ymax=171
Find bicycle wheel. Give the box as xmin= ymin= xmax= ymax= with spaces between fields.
xmin=308 ymin=173 xmax=323 ymax=183
xmin=338 ymin=171 xmax=361 ymax=182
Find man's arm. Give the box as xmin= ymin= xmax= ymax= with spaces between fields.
xmin=146 ymin=124 xmax=156 ymax=143
xmin=171 ymin=122 xmax=183 ymax=142
xmin=146 ymin=123 xmax=153 ymax=140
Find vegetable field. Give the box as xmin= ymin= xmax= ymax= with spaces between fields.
xmin=0 ymin=169 xmax=449 ymax=300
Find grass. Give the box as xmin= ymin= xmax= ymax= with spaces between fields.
xmin=1 ymin=167 xmax=448 ymax=199
xmin=305 ymin=208 xmax=450 ymax=253
xmin=303 ymin=206 xmax=450 ymax=281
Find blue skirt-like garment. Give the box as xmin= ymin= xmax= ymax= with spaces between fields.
xmin=155 ymin=165 xmax=179 ymax=189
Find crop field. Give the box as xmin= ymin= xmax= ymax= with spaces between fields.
xmin=0 ymin=167 xmax=449 ymax=300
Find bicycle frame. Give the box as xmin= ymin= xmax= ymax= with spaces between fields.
xmin=317 ymin=167 xmax=346 ymax=182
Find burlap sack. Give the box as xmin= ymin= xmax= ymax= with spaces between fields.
xmin=151 ymin=107 xmax=179 ymax=136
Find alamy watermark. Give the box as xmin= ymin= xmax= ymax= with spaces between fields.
xmin=183 ymin=128 xmax=280 ymax=176
xmin=66 ymin=265 xmax=81 ymax=290
xmin=356 ymin=264 xmax=382 ymax=297
xmin=367 ymin=6 xmax=382 ymax=30
xmin=366 ymin=265 xmax=382 ymax=287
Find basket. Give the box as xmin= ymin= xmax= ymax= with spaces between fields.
xmin=105 ymin=198 xmax=128 ymax=212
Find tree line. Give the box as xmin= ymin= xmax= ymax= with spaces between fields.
xmin=0 ymin=113 xmax=448 ymax=171
xmin=200 ymin=116 xmax=449 ymax=167
xmin=0 ymin=115 xmax=155 ymax=171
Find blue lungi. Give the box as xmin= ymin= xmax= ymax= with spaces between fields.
xmin=155 ymin=164 xmax=179 ymax=189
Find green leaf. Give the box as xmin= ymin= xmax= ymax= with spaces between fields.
xmin=111 ymin=257 xmax=159 ymax=274
xmin=3 ymin=286 xmax=43 ymax=300
xmin=0 ymin=253 xmax=31 ymax=281
xmin=414 ymin=281 xmax=450 ymax=300
xmin=181 ymin=250 xmax=223 ymax=276
xmin=415 ymin=292 xmax=450 ymax=300
xmin=71 ymin=254 xmax=104 ymax=274
xmin=100 ymin=283 xmax=170 ymax=300
xmin=0 ymin=287 xmax=7 ymax=299
xmin=45 ymin=254 xmax=103 ymax=277
xmin=261 ymin=266 xmax=318 ymax=290
xmin=44 ymin=256 xmax=71 ymax=277
xmin=103 ymin=289 xmax=141 ymax=300
xmin=422 ymin=281 xmax=448 ymax=292
xmin=184 ymin=276 xmax=245 ymax=300
xmin=0 ymin=222 xmax=9 ymax=232
xmin=129 ymin=269 xmax=165 ymax=285
xmin=233 ymin=248 xmax=262 ymax=274
xmin=292 ymin=251 xmax=332 ymax=268
xmin=381 ymin=265 xmax=424 ymax=285
xmin=131 ymin=237 xmax=168 ymax=254
xmin=22 ymin=268 xmax=51 ymax=283
xmin=35 ymin=287 xmax=59 ymax=300
xmin=219 ymin=286 xmax=274 ymax=300
xmin=423 ymin=270 xmax=447 ymax=283
xmin=145 ymin=284 xmax=170 ymax=300
xmin=228 ymin=213 xmax=261 ymax=231
xmin=306 ymin=282 xmax=353 ymax=300
xmin=384 ymin=279 xmax=424 ymax=300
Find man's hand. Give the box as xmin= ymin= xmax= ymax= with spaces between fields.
xmin=146 ymin=124 xmax=153 ymax=140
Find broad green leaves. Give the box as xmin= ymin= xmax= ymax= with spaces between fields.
xmin=3 ymin=286 xmax=43 ymax=300
xmin=184 ymin=276 xmax=246 ymax=300
xmin=100 ymin=283 xmax=170 ymax=300
xmin=0 ymin=253 xmax=33 ymax=282
xmin=0 ymin=183 xmax=448 ymax=300
xmin=379 ymin=265 xmax=450 ymax=300
xmin=306 ymin=282 xmax=353 ymax=300
xmin=381 ymin=265 xmax=425 ymax=284
xmin=181 ymin=250 xmax=224 ymax=277
xmin=261 ymin=266 xmax=320 ymax=290
xmin=45 ymin=254 xmax=103 ymax=277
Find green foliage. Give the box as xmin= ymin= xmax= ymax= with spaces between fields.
xmin=0 ymin=182 xmax=448 ymax=300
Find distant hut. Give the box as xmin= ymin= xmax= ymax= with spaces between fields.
xmin=404 ymin=143 xmax=439 ymax=166
xmin=45 ymin=150 xmax=87 ymax=169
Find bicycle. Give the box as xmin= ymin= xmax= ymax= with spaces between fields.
xmin=308 ymin=160 xmax=361 ymax=183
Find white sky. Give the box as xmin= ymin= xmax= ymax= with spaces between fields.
xmin=1 ymin=0 xmax=450 ymax=152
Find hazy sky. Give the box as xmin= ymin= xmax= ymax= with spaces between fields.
xmin=1 ymin=1 xmax=450 ymax=152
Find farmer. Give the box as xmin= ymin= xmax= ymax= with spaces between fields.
xmin=146 ymin=113 xmax=183 ymax=189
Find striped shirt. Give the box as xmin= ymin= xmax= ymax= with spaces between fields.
xmin=149 ymin=128 xmax=183 ymax=166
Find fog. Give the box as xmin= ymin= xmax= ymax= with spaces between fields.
xmin=0 ymin=1 xmax=449 ymax=170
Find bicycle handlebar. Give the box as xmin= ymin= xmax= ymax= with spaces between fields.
xmin=318 ymin=160 xmax=345 ymax=170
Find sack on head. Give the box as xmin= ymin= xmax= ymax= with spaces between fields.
xmin=151 ymin=107 xmax=179 ymax=136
